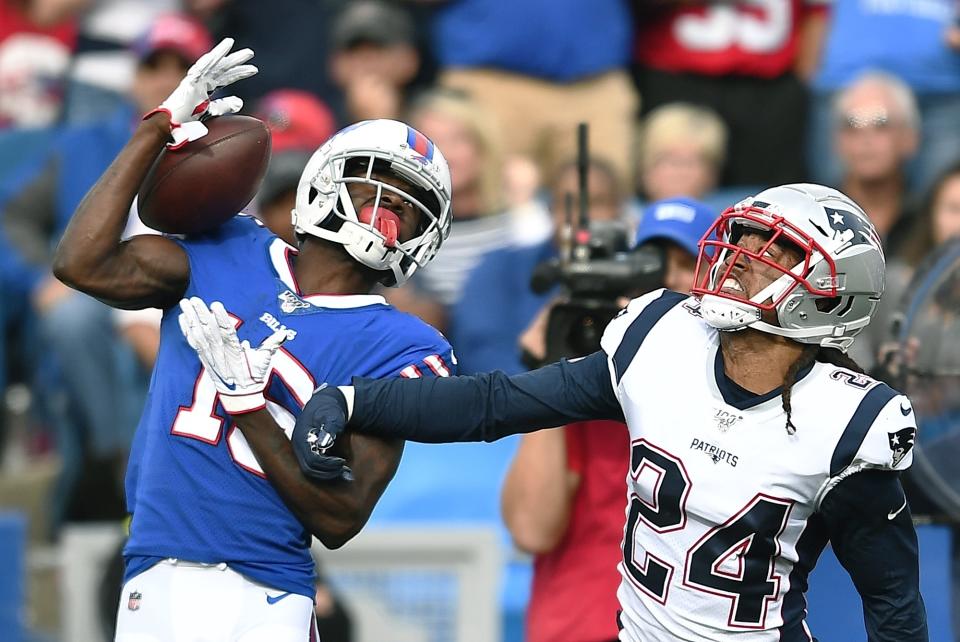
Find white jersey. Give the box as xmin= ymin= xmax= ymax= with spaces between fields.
xmin=599 ymin=290 xmax=917 ymax=642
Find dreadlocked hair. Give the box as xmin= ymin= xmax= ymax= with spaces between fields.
xmin=780 ymin=346 xmax=866 ymax=435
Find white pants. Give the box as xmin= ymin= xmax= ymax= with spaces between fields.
xmin=115 ymin=559 xmax=317 ymax=642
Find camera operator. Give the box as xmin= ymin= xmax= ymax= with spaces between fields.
xmin=519 ymin=197 xmax=717 ymax=365
xmin=501 ymin=197 xmax=716 ymax=642
xmin=451 ymin=157 xmax=627 ymax=375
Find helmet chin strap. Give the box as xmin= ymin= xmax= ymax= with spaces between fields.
xmin=749 ymin=318 xmax=868 ymax=341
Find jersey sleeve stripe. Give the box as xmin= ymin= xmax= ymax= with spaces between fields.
xmin=400 ymin=365 xmax=422 ymax=378
xmin=829 ymin=383 xmax=897 ymax=477
xmin=423 ymin=354 xmax=451 ymax=377
xmin=612 ymin=290 xmax=687 ymax=383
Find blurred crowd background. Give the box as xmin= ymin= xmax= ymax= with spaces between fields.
xmin=1 ymin=0 xmax=960 ymax=641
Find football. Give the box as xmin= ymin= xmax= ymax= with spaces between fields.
xmin=138 ymin=115 xmax=272 ymax=235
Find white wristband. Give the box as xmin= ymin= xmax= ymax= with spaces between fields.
xmin=219 ymin=392 xmax=266 ymax=415
xmin=168 ymin=121 xmax=209 ymax=149
xmin=338 ymin=386 xmax=355 ymax=421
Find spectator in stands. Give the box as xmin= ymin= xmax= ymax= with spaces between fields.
xmin=500 ymin=198 xmax=716 ymax=642
xmin=832 ymin=71 xmax=920 ymax=262
xmin=632 ymin=198 xmax=717 ymax=296
xmin=809 ymin=0 xmax=960 ymax=194
xmin=0 ymin=14 xmax=210 ymax=533
xmin=385 ymin=90 xmax=547 ymax=332
xmin=329 ymin=0 xmax=423 ymax=123
xmin=900 ymin=162 xmax=960 ymax=271
xmin=63 ymin=1 xmax=178 ymax=125
xmin=0 ymin=0 xmax=76 ymax=128
xmin=255 ymin=89 xmax=337 ymax=244
xmin=451 ymin=157 xmax=628 ymax=376
xmin=636 ymin=103 xmax=737 ymax=213
xmin=195 ymin=0 xmax=413 ymax=121
xmin=632 ymin=0 xmax=828 ymax=187
xmin=877 ymin=165 xmax=960 ymax=638
xmin=430 ymin=0 xmax=638 ymax=187
xmin=860 ymin=161 xmax=960 ymax=373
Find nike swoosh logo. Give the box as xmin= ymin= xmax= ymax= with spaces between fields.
xmin=888 ymin=498 xmax=908 ymax=520
xmin=900 ymin=401 xmax=912 ymax=416
xmin=265 ymin=592 xmax=292 ymax=605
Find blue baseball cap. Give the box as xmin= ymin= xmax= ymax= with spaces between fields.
xmin=634 ymin=197 xmax=718 ymax=258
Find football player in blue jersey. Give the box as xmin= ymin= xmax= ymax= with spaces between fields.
xmin=281 ymin=184 xmax=928 ymax=641
xmin=53 ymin=39 xmax=455 ymax=641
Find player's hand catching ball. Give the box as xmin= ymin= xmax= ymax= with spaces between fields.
xmin=177 ymin=297 xmax=286 ymax=414
xmin=145 ymin=38 xmax=257 ymax=149
xmin=291 ymin=385 xmax=354 ymax=482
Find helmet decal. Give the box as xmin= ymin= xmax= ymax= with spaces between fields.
xmin=406 ymin=126 xmax=435 ymax=161
xmin=821 ymin=207 xmax=884 ymax=253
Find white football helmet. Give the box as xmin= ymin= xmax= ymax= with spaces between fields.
xmin=690 ymin=184 xmax=885 ymax=352
xmin=292 ymin=119 xmax=453 ymax=286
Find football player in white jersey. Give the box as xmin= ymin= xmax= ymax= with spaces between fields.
xmin=187 ymin=184 xmax=927 ymax=641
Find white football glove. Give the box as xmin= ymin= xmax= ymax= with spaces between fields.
xmin=177 ymin=297 xmax=287 ymax=414
xmin=145 ymin=38 xmax=258 ymax=149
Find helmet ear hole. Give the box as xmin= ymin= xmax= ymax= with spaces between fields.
xmin=308 ymin=186 xmax=320 ymax=205
xmin=814 ymin=296 xmax=856 ymax=316
xmin=815 ymin=296 xmax=842 ymax=313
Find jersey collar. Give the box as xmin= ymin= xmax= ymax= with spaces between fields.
xmin=711 ymin=347 xmax=815 ymax=410
xmin=268 ymin=238 xmax=387 ymax=309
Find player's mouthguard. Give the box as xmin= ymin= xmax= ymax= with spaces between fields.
xmin=358 ymin=205 xmax=399 ymax=248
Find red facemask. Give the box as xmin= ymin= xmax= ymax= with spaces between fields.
xmin=692 ymin=206 xmax=840 ymax=312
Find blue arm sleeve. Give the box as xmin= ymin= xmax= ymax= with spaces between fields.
xmin=350 ymin=350 xmax=622 ymax=443
xmin=820 ymin=470 xmax=928 ymax=642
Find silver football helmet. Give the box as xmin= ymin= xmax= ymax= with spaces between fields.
xmin=292 ymin=119 xmax=453 ymax=286
xmin=690 ymin=184 xmax=885 ymax=352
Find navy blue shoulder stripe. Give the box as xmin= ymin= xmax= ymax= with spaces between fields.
xmin=829 ymin=382 xmax=897 ymax=477
xmin=612 ymin=290 xmax=687 ymax=383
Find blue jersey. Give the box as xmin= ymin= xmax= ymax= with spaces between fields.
xmin=123 ymin=216 xmax=455 ymax=598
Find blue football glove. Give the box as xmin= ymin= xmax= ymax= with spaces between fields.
xmin=292 ymin=385 xmax=353 ymax=482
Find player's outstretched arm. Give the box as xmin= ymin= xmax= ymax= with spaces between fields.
xmin=290 ymin=352 xmax=624 ymax=480
xmin=820 ymin=470 xmax=928 ymax=641
xmin=53 ymin=38 xmax=255 ymax=310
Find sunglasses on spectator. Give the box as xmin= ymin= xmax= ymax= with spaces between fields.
xmin=838 ymin=111 xmax=902 ymax=131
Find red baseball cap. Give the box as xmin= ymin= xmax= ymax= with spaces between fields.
xmin=255 ymin=89 xmax=336 ymax=153
xmin=133 ymin=14 xmax=213 ymax=66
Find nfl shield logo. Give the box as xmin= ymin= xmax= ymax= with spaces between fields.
xmin=278 ymin=290 xmax=311 ymax=314
xmin=128 ymin=591 xmax=142 ymax=611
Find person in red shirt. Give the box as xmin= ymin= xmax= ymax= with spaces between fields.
xmin=501 ymin=198 xmax=717 ymax=642
xmin=0 ymin=0 xmax=77 ymax=127
xmin=504 ymin=420 xmax=628 ymax=642
xmin=632 ymin=0 xmax=828 ymax=187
